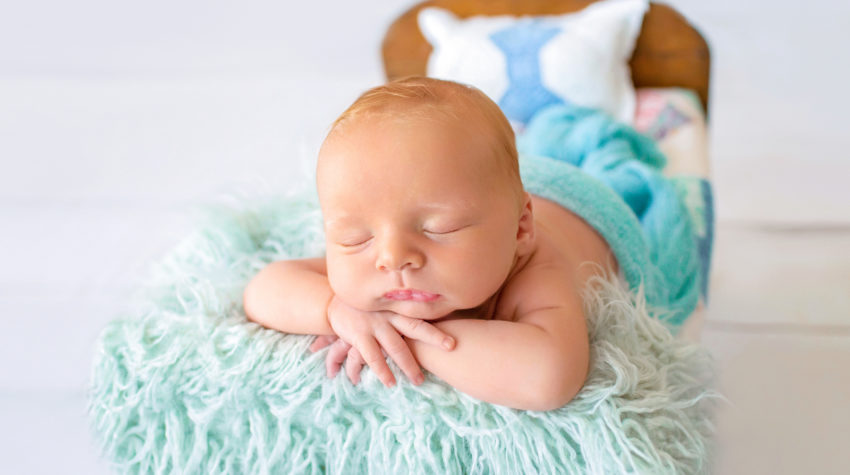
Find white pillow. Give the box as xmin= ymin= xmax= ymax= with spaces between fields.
xmin=418 ymin=0 xmax=648 ymax=127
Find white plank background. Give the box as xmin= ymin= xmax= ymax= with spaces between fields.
xmin=1 ymin=1 xmax=848 ymax=473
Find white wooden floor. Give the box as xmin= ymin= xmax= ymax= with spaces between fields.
xmin=703 ymin=225 xmax=850 ymax=474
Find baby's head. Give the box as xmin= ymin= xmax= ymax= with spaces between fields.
xmin=317 ymin=77 xmax=534 ymax=320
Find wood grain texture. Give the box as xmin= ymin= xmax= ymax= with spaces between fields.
xmin=381 ymin=0 xmax=711 ymax=116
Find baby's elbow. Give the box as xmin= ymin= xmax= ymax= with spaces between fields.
xmin=242 ymin=261 xmax=285 ymax=325
xmin=243 ymin=273 xmax=270 ymax=326
xmin=526 ymin=351 xmax=589 ymax=412
xmin=535 ymin=377 xmax=585 ymax=412
xmin=243 ymin=280 xmax=259 ymax=323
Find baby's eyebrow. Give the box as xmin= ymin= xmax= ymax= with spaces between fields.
xmin=418 ymin=203 xmax=455 ymax=210
xmin=324 ymin=215 xmax=358 ymax=229
xmin=417 ymin=201 xmax=473 ymax=212
xmin=323 ymin=202 xmax=474 ymax=229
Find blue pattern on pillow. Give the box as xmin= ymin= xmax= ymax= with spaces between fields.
xmin=490 ymin=21 xmax=564 ymax=124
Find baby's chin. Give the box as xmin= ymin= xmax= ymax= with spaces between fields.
xmin=390 ymin=307 xmax=452 ymax=321
xmin=377 ymin=300 xmax=455 ymax=321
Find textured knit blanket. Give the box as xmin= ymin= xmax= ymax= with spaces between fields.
xmin=518 ymin=103 xmax=701 ymax=330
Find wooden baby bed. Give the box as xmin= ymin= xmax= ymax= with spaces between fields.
xmin=381 ymin=0 xmax=711 ymax=117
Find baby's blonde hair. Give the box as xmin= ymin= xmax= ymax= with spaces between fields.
xmin=325 ymin=76 xmax=524 ymax=211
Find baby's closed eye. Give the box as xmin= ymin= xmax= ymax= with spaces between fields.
xmin=422 ymin=220 xmax=471 ymax=235
xmin=337 ymin=235 xmax=373 ymax=247
xmin=423 ymin=225 xmax=466 ymax=235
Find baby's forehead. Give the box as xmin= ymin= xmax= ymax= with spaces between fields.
xmin=319 ymin=168 xmax=494 ymax=222
xmin=321 ymin=111 xmax=493 ymax=166
xmin=323 ymin=195 xmax=479 ymax=219
xmin=321 ymin=174 xmax=491 ymax=207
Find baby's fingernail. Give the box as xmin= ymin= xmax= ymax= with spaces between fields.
xmin=442 ymin=337 xmax=455 ymax=350
xmin=415 ymin=374 xmax=424 ymax=385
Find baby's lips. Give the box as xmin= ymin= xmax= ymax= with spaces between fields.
xmin=384 ymin=289 xmax=441 ymax=302
xmin=384 ymin=289 xmax=411 ymax=300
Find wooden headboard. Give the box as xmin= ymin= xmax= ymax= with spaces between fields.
xmin=381 ymin=0 xmax=711 ymax=116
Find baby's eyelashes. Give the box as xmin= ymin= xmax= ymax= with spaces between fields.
xmin=337 ymin=236 xmax=373 ymax=248
xmin=422 ymin=224 xmax=469 ymax=235
xmin=331 ymin=222 xmax=472 ymax=248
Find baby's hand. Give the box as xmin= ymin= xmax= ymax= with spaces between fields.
xmin=309 ymin=296 xmax=456 ymax=387
xmin=308 ymin=337 xmax=364 ymax=385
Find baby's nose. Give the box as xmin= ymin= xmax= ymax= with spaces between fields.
xmin=375 ymin=237 xmax=424 ymax=271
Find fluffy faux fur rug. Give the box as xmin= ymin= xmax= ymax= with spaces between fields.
xmin=89 ymin=189 xmax=721 ymax=474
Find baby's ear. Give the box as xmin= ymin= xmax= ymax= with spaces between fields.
xmin=515 ymin=192 xmax=535 ymax=253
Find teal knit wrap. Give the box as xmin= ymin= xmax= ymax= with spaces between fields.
xmin=518 ymin=104 xmax=701 ymax=329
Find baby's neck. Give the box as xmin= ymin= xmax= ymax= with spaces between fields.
xmin=448 ymin=295 xmax=499 ymax=320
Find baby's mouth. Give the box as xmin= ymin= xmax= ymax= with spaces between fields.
xmin=383 ymin=289 xmax=441 ymax=302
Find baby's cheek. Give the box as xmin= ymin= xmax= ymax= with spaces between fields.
xmin=454 ymin=246 xmax=514 ymax=299
xmin=326 ymin=255 xmax=379 ymax=309
xmin=326 ymin=256 xmax=356 ymax=294
xmin=434 ymin=267 xmax=490 ymax=308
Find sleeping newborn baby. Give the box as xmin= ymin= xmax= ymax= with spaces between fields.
xmin=243 ymin=76 xmax=618 ymax=411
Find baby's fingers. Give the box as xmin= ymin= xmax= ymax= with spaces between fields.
xmin=356 ymin=337 xmax=396 ymax=388
xmin=376 ymin=326 xmax=424 ymax=386
xmin=344 ymin=347 xmax=366 ymax=385
xmin=389 ymin=314 xmax=456 ymax=350
xmin=310 ymin=334 xmax=338 ymax=353
xmin=325 ymin=339 xmax=351 ymax=379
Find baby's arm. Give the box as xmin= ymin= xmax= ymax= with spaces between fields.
xmin=243 ymin=257 xmax=335 ymax=335
xmin=407 ymin=271 xmax=589 ymax=411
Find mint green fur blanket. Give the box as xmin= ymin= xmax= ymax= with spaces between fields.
xmin=88 ymin=187 xmax=720 ymax=473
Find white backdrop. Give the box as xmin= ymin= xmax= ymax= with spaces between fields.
xmin=3 ymin=1 xmax=848 ymax=221
xmin=1 ymin=1 xmax=848 ymax=472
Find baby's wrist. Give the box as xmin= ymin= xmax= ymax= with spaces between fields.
xmin=324 ymin=292 xmax=338 ymax=333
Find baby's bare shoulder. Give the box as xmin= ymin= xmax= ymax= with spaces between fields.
xmin=498 ymin=243 xmax=584 ymax=324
